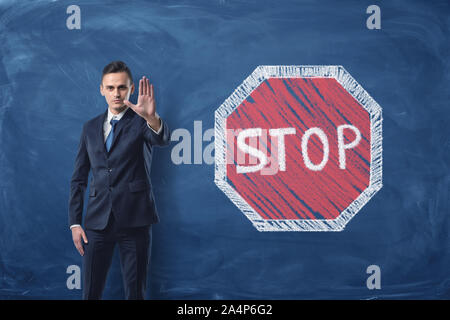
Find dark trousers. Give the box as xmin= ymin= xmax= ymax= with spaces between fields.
xmin=82 ymin=213 xmax=151 ymax=300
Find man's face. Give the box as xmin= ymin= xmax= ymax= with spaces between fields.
xmin=100 ymin=72 xmax=135 ymax=114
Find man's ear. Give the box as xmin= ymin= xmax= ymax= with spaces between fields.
xmin=130 ymin=83 xmax=135 ymax=95
xmin=100 ymin=84 xmax=105 ymax=96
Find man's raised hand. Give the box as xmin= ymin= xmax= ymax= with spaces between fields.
xmin=124 ymin=76 xmax=160 ymax=130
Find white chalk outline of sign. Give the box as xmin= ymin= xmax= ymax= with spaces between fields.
xmin=214 ymin=65 xmax=383 ymax=232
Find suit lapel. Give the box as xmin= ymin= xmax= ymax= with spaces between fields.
xmin=98 ymin=109 xmax=108 ymax=154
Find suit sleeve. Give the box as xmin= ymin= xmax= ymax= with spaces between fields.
xmin=142 ymin=117 xmax=171 ymax=147
xmin=68 ymin=124 xmax=91 ymax=228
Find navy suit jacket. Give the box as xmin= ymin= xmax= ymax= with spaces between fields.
xmin=68 ymin=108 xmax=170 ymax=230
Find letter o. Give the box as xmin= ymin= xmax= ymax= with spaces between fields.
xmin=301 ymin=127 xmax=329 ymax=171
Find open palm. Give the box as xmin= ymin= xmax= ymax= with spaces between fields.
xmin=124 ymin=76 xmax=156 ymax=122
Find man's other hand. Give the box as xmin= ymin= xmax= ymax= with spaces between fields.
xmin=71 ymin=226 xmax=88 ymax=256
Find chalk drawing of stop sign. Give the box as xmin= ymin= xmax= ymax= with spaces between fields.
xmin=214 ymin=66 xmax=382 ymax=231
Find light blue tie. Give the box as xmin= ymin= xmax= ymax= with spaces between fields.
xmin=105 ymin=119 xmax=119 ymax=152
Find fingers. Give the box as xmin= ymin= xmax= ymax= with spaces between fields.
xmin=72 ymin=228 xmax=87 ymax=256
xmin=76 ymin=240 xmax=84 ymax=256
xmin=82 ymin=230 xmax=88 ymax=244
xmin=140 ymin=77 xmax=146 ymax=96
xmin=144 ymin=77 xmax=149 ymax=96
xmin=74 ymin=236 xmax=84 ymax=256
xmin=139 ymin=76 xmax=153 ymax=96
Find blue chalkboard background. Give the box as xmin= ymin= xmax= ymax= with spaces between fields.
xmin=0 ymin=0 xmax=449 ymax=299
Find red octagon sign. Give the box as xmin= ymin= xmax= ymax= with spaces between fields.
xmin=215 ymin=66 xmax=382 ymax=231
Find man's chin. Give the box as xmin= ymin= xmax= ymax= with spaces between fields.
xmin=110 ymin=103 xmax=127 ymax=112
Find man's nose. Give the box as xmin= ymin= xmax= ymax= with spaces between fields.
xmin=114 ymin=89 xmax=120 ymax=97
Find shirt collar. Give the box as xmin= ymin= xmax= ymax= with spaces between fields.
xmin=107 ymin=106 xmax=129 ymax=123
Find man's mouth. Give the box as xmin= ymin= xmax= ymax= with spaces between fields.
xmin=113 ymin=99 xmax=122 ymax=103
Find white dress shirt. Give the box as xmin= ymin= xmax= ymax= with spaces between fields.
xmin=70 ymin=107 xmax=162 ymax=230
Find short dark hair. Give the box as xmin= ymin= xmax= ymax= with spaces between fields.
xmin=102 ymin=61 xmax=133 ymax=83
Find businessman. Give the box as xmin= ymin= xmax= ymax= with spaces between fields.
xmin=68 ymin=61 xmax=170 ymax=299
